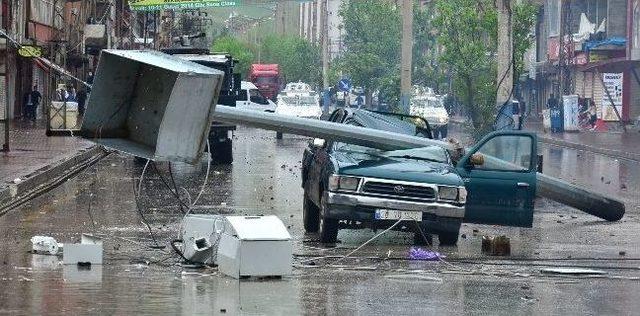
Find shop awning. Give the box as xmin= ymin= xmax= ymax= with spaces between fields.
xmin=577 ymin=57 xmax=640 ymax=73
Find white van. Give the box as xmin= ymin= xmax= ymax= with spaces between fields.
xmin=236 ymin=81 xmax=277 ymax=112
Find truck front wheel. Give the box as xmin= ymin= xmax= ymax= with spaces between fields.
xmin=438 ymin=231 xmax=459 ymax=246
xmin=303 ymin=196 xmax=320 ymax=232
xmin=319 ymin=196 xmax=338 ymax=243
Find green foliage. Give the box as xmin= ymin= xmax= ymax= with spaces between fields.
xmin=259 ymin=35 xmax=322 ymax=86
xmin=433 ymin=0 xmax=538 ymax=139
xmin=211 ymin=36 xmax=254 ymax=75
xmin=413 ymin=3 xmax=447 ymax=93
xmin=339 ymin=0 xmax=401 ymax=102
xmin=513 ymin=3 xmax=539 ymax=79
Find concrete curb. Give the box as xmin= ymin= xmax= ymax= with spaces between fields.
xmin=449 ymin=119 xmax=640 ymax=162
xmin=0 ymin=145 xmax=109 ymax=216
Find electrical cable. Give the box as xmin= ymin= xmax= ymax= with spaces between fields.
xmin=130 ymin=163 xmax=162 ymax=248
xmin=150 ymin=161 xmax=188 ymax=214
xmin=331 ymin=218 xmax=403 ymax=265
xmin=189 ymin=139 xmax=212 ymax=209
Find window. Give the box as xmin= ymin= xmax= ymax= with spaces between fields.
xmin=236 ymin=90 xmax=247 ymax=101
xmin=475 ymin=135 xmax=533 ymax=172
xmin=249 ymin=89 xmax=268 ymax=104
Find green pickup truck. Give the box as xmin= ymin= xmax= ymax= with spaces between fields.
xmin=301 ymin=108 xmax=538 ymax=245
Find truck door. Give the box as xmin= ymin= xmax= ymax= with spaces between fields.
xmin=236 ymin=89 xmax=249 ymax=108
xmin=456 ymin=131 xmax=537 ymax=227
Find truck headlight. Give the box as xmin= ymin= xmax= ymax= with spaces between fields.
xmin=438 ymin=186 xmax=458 ymax=201
xmin=328 ymin=175 xmax=361 ymax=192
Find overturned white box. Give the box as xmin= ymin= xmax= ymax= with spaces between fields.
xmin=217 ymin=215 xmax=292 ymax=279
xmin=81 ymin=50 xmax=224 ymax=164
xmin=63 ymin=234 xmax=103 ymax=265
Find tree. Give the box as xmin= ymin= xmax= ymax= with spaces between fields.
xmin=413 ymin=2 xmax=447 ymax=93
xmin=260 ymin=35 xmax=322 ymax=86
xmin=433 ymin=0 xmax=538 ymax=139
xmin=339 ymin=0 xmax=401 ymax=107
xmin=211 ymin=36 xmax=255 ymax=75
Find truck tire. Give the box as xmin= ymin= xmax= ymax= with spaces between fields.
xmin=303 ymin=196 xmax=320 ymax=232
xmin=319 ymin=196 xmax=338 ymax=243
xmin=209 ymin=138 xmax=233 ymax=164
xmin=438 ymin=232 xmax=459 ymax=246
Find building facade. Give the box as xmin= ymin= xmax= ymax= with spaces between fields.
xmin=526 ymin=0 xmax=640 ymax=125
xmin=298 ymin=0 xmax=344 ymax=60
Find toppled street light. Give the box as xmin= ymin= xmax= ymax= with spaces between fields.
xmin=81 ymin=50 xmax=624 ymax=226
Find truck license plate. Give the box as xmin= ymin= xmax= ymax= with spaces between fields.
xmin=374 ymin=209 xmax=422 ymax=222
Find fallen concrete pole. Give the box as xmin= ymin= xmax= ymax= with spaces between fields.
xmin=213 ymin=106 xmax=625 ymax=222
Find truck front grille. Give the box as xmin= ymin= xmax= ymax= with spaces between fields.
xmin=362 ymin=181 xmax=436 ymax=200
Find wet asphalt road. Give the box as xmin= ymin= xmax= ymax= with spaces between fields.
xmin=1 ymin=126 xmax=639 ymax=315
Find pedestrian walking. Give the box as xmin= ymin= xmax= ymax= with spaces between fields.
xmin=356 ymin=94 xmax=364 ymax=109
xmin=547 ymin=93 xmax=558 ymax=109
xmin=27 ymin=85 xmax=41 ymax=122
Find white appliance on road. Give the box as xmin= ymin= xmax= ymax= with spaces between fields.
xmin=236 ymin=81 xmax=277 ymax=112
xmin=217 ymin=215 xmax=292 ymax=279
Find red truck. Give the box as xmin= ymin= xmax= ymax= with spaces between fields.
xmin=249 ymin=64 xmax=281 ymax=101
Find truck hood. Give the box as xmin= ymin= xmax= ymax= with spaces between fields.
xmin=333 ymin=151 xmax=463 ymax=187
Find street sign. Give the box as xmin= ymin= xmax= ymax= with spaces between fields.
xmin=129 ymin=0 xmax=239 ymax=11
xmin=18 ymin=45 xmax=43 ymax=58
xmin=338 ymin=78 xmax=351 ymax=92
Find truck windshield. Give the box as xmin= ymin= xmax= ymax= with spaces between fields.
xmin=333 ymin=143 xmax=448 ymax=164
xmin=255 ymin=77 xmax=278 ymax=85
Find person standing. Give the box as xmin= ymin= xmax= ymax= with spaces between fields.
xmin=77 ymin=88 xmax=88 ymax=117
xmin=28 ymin=85 xmax=42 ymax=122
xmin=546 ymin=93 xmax=558 ymax=109
xmin=356 ymin=94 xmax=364 ymax=109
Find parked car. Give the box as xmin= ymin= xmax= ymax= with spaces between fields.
xmin=276 ymin=82 xmax=321 ymax=119
xmin=410 ymin=94 xmax=449 ymax=139
xmin=302 ymin=108 xmax=538 ymax=245
xmin=237 ymin=81 xmax=277 ymax=112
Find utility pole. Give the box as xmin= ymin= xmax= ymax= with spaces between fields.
xmin=495 ymin=0 xmax=513 ymax=108
xmin=1 ymin=0 xmax=12 ymax=151
xmin=321 ymin=0 xmax=329 ymax=89
xmin=399 ymin=0 xmax=413 ymax=114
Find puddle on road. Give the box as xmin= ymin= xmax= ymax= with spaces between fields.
xmin=1 ymin=127 xmax=639 ymax=314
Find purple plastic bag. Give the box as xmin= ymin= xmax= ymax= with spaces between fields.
xmin=408 ymin=247 xmax=445 ymax=261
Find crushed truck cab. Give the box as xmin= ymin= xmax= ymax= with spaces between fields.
xmin=302 ymin=109 xmax=538 ymax=245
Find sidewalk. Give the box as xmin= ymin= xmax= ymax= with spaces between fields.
xmin=1 ymin=120 xmax=105 ymax=212
xmin=524 ymin=121 xmax=640 ymax=162
xmin=449 ymin=116 xmax=640 ymax=161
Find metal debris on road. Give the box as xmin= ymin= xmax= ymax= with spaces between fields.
xmin=540 ymin=268 xmax=607 ymax=275
xmin=30 ymin=236 xmax=62 ymax=255
xmin=482 ymin=236 xmax=511 ymax=256
xmin=63 ymin=234 xmax=103 ymax=265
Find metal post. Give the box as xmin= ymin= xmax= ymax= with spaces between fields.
xmin=321 ymin=0 xmax=329 ymax=90
xmin=1 ymin=0 xmax=12 ymax=152
xmin=399 ymin=0 xmax=413 ymax=114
